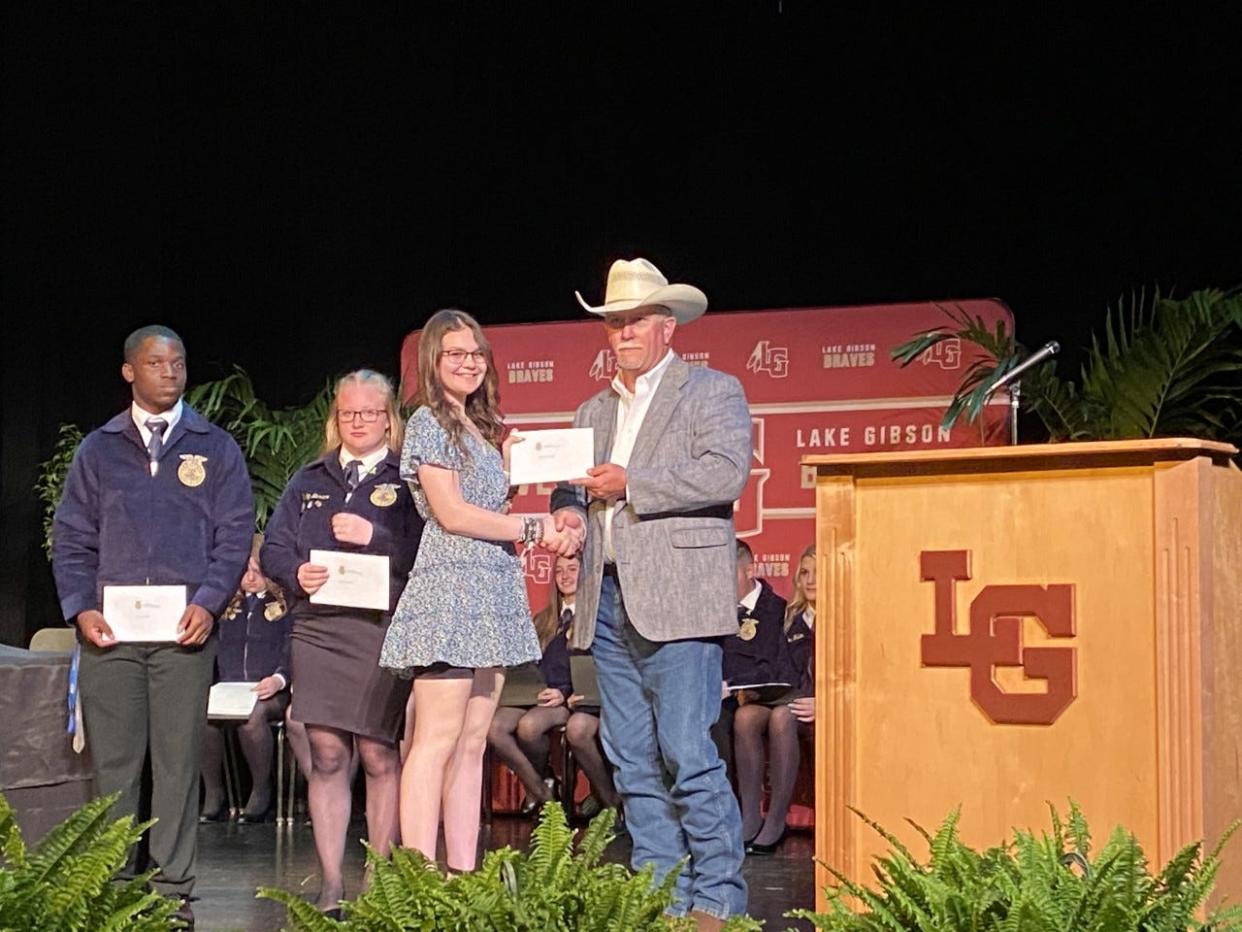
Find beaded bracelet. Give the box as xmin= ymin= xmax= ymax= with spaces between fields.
xmin=520 ymin=515 xmax=544 ymax=546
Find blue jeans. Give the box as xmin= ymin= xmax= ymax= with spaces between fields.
xmin=592 ymin=573 xmax=747 ymax=918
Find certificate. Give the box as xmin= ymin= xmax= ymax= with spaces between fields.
xmin=508 ymin=428 xmax=594 ymax=486
xmin=102 ymin=585 xmax=186 ymax=642
xmin=208 ymin=682 xmax=259 ymax=720
xmin=309 ymin=550 xmax=391 ymax=611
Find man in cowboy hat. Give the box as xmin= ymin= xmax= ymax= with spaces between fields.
xmin=551 ymin=258 xmax=752 ymax=927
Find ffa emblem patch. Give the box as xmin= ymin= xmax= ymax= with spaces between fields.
xmin=370 ymin=483 xmax=399 ymax=507
xmin=264 ymin=600 xmax=284 ymax=622
xmin=177 ymin=454 xmax=208 ymax=487
xmin=738 ymin=617 xmax=758 ymax=641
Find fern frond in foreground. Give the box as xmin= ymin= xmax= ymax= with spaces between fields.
xmin=790 ymin=802 xmax=1242 ymax=931
xmin=0 ymin=791 xmax=182 ymax=931
xmin=259 ymin=802 xmax=763 ymax=930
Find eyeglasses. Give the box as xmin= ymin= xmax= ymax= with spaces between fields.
xmin=337 ymin=408 xmax=386 ymax=423
xmin=440 ymin=349 xmax=488 ymax=366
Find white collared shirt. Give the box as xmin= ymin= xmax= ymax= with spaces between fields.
xmin=339 ymin=446 xmax=389 ymax=501
xmin=802 ymin=605 xmax=816 ymax=630
xmin=604 ymin=349 xmax=676 ymax=560
xmin=132 ymin=399 xmax=183 ymax=476
xmin=739 ymin=580 xmax=762 ymax=615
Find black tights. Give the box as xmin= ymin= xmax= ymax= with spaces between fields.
xmin=733 ymin=703 xmax=811 ymax=846
xmin=200 ymin=693 xmax=289 ymax=816
xmin=487 ymin=705 xmax=570 ymax=800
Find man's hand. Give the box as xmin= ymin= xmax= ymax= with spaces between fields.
xmin=297 ymin=562 xmax=330 ymax=595
xmin=571 ymin=463 xmax=627 ymax=502
xmin=788 ymin=696 xmax=816 ymax=724
xmin=331 ymin=513 xmax=374 ymax=546
xmin=176 ymin=604 xmax=214 ymax=647
xmin=252 ymin=675 xmax=284 ymax=701
xmin=536 ymin=688 xmax=565 ymax=708
xmin=552 ymin=508 xmax=586 ymax=555
xmin=76 ymin=610 xmax=116 ymax=649
xmin=540 ymin=514 xmax=580 ymax=557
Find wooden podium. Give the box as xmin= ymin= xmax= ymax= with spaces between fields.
xmin=805 ymin=439 xmax=1242 ymax=909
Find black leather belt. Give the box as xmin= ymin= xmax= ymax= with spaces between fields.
xmin=602 ymin=563 xmax=619 ymax=578
xmin=639 ymin=504 xmax=733 ymax=522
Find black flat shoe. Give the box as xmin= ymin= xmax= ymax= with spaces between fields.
xmin=198 ymin=808 xmax=225 ymax=824
xmin=237 ymin=805 xmax=273 ymax=823
xmin=746 ymin=832 xmax=786 ymax=856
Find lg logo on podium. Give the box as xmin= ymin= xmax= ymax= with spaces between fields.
xmin=919 ymin=550 xmax=1077 ymax=725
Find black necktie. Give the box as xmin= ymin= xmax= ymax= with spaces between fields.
xmin=146 ymin=417 xmax=167 ymax=464
xmin=245 ymin=593 xmax=260 ymax=617
xmin=345 ymin=459 xmax=363 ymax=492
xmin=737 ymin=605 xmax=748 ymax=622
xmin=559 ymin=608 xmax=573 ymax=630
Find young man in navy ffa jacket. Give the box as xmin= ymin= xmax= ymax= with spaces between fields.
xmin=52 ymin=325 xmax=254 ymax=923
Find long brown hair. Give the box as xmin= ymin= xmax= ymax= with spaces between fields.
xmin=408 ymin=309 xmax=505 ymax=456
xmin=532 ymin=555 xmax=579 ymax=650
xmin=785 ymin=543 xmax=817 ymax=631
xmin=322 ymin=369 xmax=405 ymax=455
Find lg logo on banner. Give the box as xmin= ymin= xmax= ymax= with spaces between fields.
xmin=745 ymin=340 xmax=789 ymax=378
xmin=919 ymin=550 xmax=1077 ymax=725
xmin=588 ymin=350 xmax=616 ymax=381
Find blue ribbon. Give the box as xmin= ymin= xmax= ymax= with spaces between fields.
xmin=67 ymin=643 xmax=80 ymax=734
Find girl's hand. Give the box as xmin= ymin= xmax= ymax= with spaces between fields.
xmin=297 ymin=562 xmax=330 ymax=595
xmin=788 ymin=696 xmax=816 ymax=723
xmin=502 ymin=430 xmax=526 ymax=476
xmin=566 ymin=693 xmax=584 ymax=710
xmin=331 ymin=513 xmax=374 ymax=546
xmin=253 ymin=675 xmax=284 ymax=700
xmin=536 ymin=688 xmax=565 ymax=708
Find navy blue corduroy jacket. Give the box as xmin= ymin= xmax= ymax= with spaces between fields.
xmin=52 ymin=404 xmax=255 ymax=622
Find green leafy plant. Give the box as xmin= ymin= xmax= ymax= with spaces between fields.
xmin=1021 ymin=288 xmax=1242 ymax=442
xmin=186 ymin=367 xmax=335 ymax=528
xmin=34 ymin=424 xmax=84 ymax=560
xmin=891 ymin=302 xmax=1022 ymax=432
xmin=791 ymin=803 xmax=1242 ymax=931
xmin=0 ymin=791 xmax=182 ymax=931
xmin=259 ymin=802 xmax=762 ymax=931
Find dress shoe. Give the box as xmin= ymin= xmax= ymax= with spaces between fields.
xmin=170 ymin=898 xmax=195 ymax=928
xmin=198 ymin=807 xmax=225 ymax=824
xmin=237 ymin=805 xmax=273 ymax=823
xmin=745 ymin=830 xmax=786 ymax=855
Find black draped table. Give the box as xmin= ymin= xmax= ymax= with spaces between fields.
xmin=0 ymin=644 xmax=95 ymax=844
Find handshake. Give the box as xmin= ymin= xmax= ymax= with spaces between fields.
xmin=534 ymin=509 xmax=586 ymax=557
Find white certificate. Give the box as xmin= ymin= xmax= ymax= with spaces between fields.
xmin=208 ymin=682 xmax=259 ymax=720
xmin=309 ymin=550 xmax=391 ymax=611
xmin=102 ymin=585 xmax=186 ymax=642
xmin=508 ymin=428 xmax=595 ymax=486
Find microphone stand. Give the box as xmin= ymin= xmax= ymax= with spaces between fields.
xmin=984 ymin=341 xmax=1060 ymax=445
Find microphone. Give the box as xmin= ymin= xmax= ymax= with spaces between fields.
xmin=987 ymin=341 xmax=1060 ymax=395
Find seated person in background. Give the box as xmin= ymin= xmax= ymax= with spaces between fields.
xmin=711 ymin=540 xmax=788 ymax=786
xmin=487 ymin=554 xmax=579 ymax=812
xmin=733 ymin=544 xmax=817 ymax=855
xmin=200 ymin=537 xmax=292 ymax=822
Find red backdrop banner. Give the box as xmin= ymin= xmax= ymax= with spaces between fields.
xmin=400 ymin=299 xmax=1014 ymax=609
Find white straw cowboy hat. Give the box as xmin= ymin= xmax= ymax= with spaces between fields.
xmin=575 ymin=257 xmax=708 ymax=324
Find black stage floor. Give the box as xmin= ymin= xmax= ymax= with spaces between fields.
xmin=194 ymin=814 xmax=817 ymax=930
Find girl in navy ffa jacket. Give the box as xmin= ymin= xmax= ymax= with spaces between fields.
xmin=261 ymin=370 xmax=423 ymax=914
xmin=733 ymin=544 xmax=817 ymax=855
xmin=199 ymin=537 xmax=292 ymax=822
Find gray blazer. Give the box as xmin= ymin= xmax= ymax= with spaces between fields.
xmin=552 ymin=355 xmax=752 ymax=648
